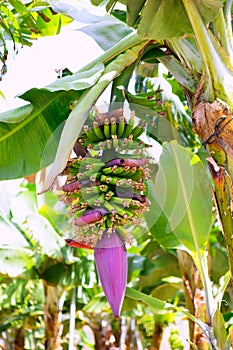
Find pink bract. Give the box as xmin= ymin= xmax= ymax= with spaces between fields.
xmin=94 ymin=232 xmax=127 ymax=317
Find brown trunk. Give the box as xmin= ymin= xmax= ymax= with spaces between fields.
xmin=44 ymin=283 xmax=65 ymax=350
xmin=92 ymin=323 xmax=107 ymax=350
xmin=14 ymin=326 xmax=25 ymax=350
xmin=193 ymin=101 xmax=233 ymax=277
xmin=177 ymin=250 xmax=209 ymax=349
xmin=149 ymin=323 xmax=163 ymax=350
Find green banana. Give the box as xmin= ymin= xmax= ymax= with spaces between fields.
xmin=110 ymin=117 xmax=117 ymax=136
xmin=122 ymin=112 xmax=134 ymax=138
xmin=105 ymin=191 xmax=114 ymax=201
xmin=99 ymin=184 xmax=109 ymax=192
xmin=84 ymin=157 xmax=104 ymax=165
xmin=131 ymin=125 xmax=144 ymax=139
xmin=87 ymin=192 xmax=106 ymax=207
xmin=93 ymin=121 xmax=105 ymax=140
xmin=84 ymin=125 xmax=100 ymax=141
xmin=112 ymin=166 xmax=124 ymax=175
xmin=107 ymin=139 xmax=112 ymax=149
xmin=112 ymin=134 xmax=119 ymax=148
xmin=104 ymin=118 xmax=111 ymax=138
xmin=120 ymin=166 xmax=131 ymax=177
xmin=100 ymin=175 xmax=123 ymax=186
xmin=117 ymin=116 xmax=125 ymax=138
xmin=103 ymin=167 xmax=114 ymax=175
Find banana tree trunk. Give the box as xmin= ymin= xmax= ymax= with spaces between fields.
xmin=43 ymin=283 xmax=66 ymax=350
xmin=177 ymin=250 xmax=210 ymax=349
xmin=193 ymin=100 xmax=233 ymax=277
xmin=14 ymin=326 xmax=25 ymax=350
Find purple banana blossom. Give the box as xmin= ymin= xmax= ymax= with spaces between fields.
xmin=94 ymin=231 xmax=127 ymax=317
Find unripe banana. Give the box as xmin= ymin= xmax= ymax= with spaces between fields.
xmin=84 ymin=125 xmax=100 ymax=141
xmin=104 ymin=118 xmax=111 ymax=138
xmin=110 ymin=117 xmax=117 ymax=136
xmin=122 ymin=112 xmax=134 ymax=138
xmin=103 ymin=167 xmax=114 ymax=175
xmin=60 ymin=108 xmax=151 ymax=263
xmin=117 ymin=116 xmax=126 ymax=138
xmin=131 ymin=125 xmax=144 ymax=139
xmin=93 ymin=121 xmax=105 ymax=140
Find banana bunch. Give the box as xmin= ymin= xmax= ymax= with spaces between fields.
xmin=60 ymin=108 xmax=151 ymax=248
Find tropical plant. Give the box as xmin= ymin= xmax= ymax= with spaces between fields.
xmin=1 ymin=0 xmax=233 ymax=348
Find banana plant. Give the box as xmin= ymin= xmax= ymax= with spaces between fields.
xmin=1 ymin=0 xmax=233 ymax=348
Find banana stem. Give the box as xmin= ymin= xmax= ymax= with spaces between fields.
xmin=208 ymin=158 xmax=233 ymax=278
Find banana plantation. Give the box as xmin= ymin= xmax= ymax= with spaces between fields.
xmin=1 ymin=0 xmax=233 ymax=349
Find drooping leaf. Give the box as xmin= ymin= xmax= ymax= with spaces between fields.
xmin=154 ymin=141 xmax=212 ymax=253
xmin=25 ymin=214 xmax=66 ymax=260
xmin=80 ymin=16 xmax=132 ymax=51
xmin=0 ymin=212 xmax=29 ymax=248
xmin=46 ymin=63 xmax=104 ymax=92
xmin=126 ymin=0 xmax=147 ymax=27
xmin=10 ymin=189 xmax=38 ymax=226
xmin=82 ymin=292 xmax=108 ymax=313
xmin=50 ymin=1 xmax=104 ymax=24
xmin=0 ymin=247 xmax=35 ymax=277
xmin=196 ymin=0 xmax=223 ymax=25
xmin=138 ymin=248 xmax=180 ymax=289
xmin=138 ymin=0 xmax=193 ymax=39
xmin=0 ymin=89 xmax=76 ymax=180
xmin=0 ymin=104 xmax=33 ymax=123
xmin=137 ymin=0 xmax=222 ymax=40
xmin=151 ymin=280 xmax=182 ymax=301
xmin=125 ymin=287 xmax=166 ymax=312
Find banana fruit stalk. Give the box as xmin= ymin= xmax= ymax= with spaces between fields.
xmin=60 ymin=109 xmax=151 ymax=247
xmin=59 ymin=108 xmax=152 ymax=315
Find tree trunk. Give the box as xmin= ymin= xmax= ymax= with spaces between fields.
xmin=149 ymin=323 xmax=163 ymax=350
xmin=92 ymin=323 xmax=106 ymax=350
xmin=14 ymin=326 xmax=25 ymax=350
xmin=44 ymin=283 xmax=66 ymax=350
xmin=177 ymin=250 xmax=209 ymax=349
xmin=193 ymin=101 xmax=233 ymax=277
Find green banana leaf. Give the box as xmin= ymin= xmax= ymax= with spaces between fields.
xmin=154 ymin=141 xmax=212 ymax=253
xmin=0 ymin=247 xmax=35 ymax=278
xmin=0 ymin=212 xmax=29 ymax=248
xmin=137 ymin=0 xmax=222 ymax=39
xmin=80 ymin=16 xmax=132 ymax=51
xmin=145 ymin=181 xmax=183 ymax=250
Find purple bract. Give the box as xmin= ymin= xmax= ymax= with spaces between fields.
xmin=94 ymin=231 xmax=127 ymax=317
